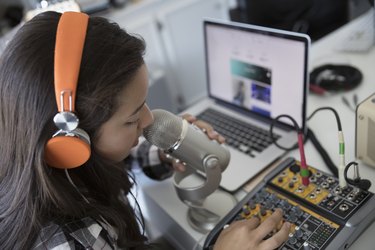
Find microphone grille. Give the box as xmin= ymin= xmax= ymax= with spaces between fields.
xmin=143 ymin=109 xmax=183 ymax=150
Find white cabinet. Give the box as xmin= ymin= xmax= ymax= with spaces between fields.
xmin=104 ymin=0 xmax=230 ymax=112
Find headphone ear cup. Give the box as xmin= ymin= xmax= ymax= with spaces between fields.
xmin=45 ymin=129 xmax=91 ymax=169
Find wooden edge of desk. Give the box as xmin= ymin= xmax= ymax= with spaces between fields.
xmin=241 ymin=158 xmax=284 ymax=193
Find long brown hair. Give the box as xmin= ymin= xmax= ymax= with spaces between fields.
xmin=0 ymin=11 xmax=148 ymax=249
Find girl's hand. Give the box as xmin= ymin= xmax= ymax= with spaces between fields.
xmin=182 ymin=113 xmax=226 ymax=143
xmin=214 ymin=208 xmax=290 ymax=250
xmin=159 ymin=113 xmax=225 ymax=171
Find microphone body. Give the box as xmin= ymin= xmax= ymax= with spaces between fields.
xmin=143 ymin=110 xmax=236 ymax=232
xmin=143 ymin=109 xmax=230 ymax=173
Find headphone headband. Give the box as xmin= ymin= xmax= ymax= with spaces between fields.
xmin=45 ymin=12 xmax=91 ymax=169
xmin=54 ymin=12 xmax=89 ymax=112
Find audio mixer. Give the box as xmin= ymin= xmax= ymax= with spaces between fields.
xmin=203 ymin=157 xmax=375 ymax=249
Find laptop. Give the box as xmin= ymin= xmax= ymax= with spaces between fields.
xmin=182 ymin=19 xmax=310 ymax=192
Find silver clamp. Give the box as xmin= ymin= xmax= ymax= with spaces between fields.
xmin=53 ymin=90 xmax=79 ymax=131
xmin=173 ymin=155 xmax=221 ymax=203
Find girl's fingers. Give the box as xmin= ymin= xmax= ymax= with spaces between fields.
xmin=259 ymin=221 xmax=290 ymax=250
xmin=172 ymin=159 xmax=186 ymax=172
xmin=181 ymin=113 xmax=226 ymax=143
xmin=181 ymin=113 xmax=197 ymax=123
xmin=254 ymin=209 xmax=284 ymax=241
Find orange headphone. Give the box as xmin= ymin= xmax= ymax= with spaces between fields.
xmin=44 ymin=12 xmax=91 ymax=169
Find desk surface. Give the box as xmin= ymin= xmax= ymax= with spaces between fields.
xmin=137 ymin=12 xmax=375 ymax=250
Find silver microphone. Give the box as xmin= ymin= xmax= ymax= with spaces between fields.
xmin=143 ymin=109 xmax=230 ymax=173
xmin=144 ymin=109 xmax=235 ymax=232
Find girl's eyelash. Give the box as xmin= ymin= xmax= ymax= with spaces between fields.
xmin=126 ymin=119 xmax=140 ymax=126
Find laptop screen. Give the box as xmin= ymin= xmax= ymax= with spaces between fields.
xmin=204 ymin=20 xmax=310 ymax=131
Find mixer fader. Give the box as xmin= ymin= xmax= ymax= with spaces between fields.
xmin=203 ymin=157 xmax=375 ymax=250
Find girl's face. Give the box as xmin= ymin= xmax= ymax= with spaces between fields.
xmin=95 ymin=64 xmax=154 ymax=162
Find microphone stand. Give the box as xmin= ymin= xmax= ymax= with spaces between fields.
xmin=174 ymin=155 xmax=237 ymax=233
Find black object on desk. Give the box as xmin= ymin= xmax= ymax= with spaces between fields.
xmin=309 ymin=64 xmax=363 ymax=95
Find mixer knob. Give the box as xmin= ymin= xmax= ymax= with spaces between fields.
xmin=242 ymin=206 xmax=251 ymax=216
xmin=260 ymin=206 xmax=267 ymax=216
xmin=297 ymin=185 xmax=305 ymax=193
xmin=327 ymin=176 xmax=335 ymax=184
xmin=309 ymin=176 xmax=317 ymax=183
xmin=280 ymin=200 xmax=291 ymax=210
xmin=292 ymin=206 xmax=303 ymax=217
xmin=321 ymin=181 xmax=329 ymax=189
xmin=334 ymin=186 xmax=342 ymax=195
xmin=289 ymin=164 xmax=300 ymax=173
xmin=248 ymin=200 xmax=256 ymax=210
xmin=303 ymin=242 xmax=311 ymax=250
xmin=294 ymin=226 xmax=303 ymax=238
xmin=254 ymin=194 xmax=262 ymax=203
xmin=288 ymin=214 xmax=298 ymax=223
xmin=264 ymin=200 xmax=273 ymax=210
xmin=288 ymin=236 xmax=297 ymax=245
xmin=269 ymin=193 xmax=279 ymax=202
xmin=259 ymin=190 xmax=268 ymax=198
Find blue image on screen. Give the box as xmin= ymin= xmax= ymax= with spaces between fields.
xmin=252 ymin=106 xmax=271 ymax=117
xmin=251 ymin=83 xmax=271 ymax=103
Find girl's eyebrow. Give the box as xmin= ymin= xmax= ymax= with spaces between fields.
xmin=128 ymin=100 xmax=146 ymax=117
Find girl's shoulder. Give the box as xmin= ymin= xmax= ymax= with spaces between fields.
xmin=32 ymin=217 xmax=116 ymax=249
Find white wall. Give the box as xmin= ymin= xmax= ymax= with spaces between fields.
xmin=103 ymin=0 xmax=231 ymax=113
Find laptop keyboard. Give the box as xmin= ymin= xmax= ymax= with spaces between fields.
xmin=197 ymin=109 xmax=280 ymax=157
